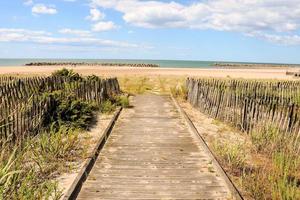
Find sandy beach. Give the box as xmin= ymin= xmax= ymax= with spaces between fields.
xmin=0 ymin=65 xmax=297 ymax=79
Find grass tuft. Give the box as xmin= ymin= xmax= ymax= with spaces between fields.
xmin=212 ymin=141 xmax=246 ymax=171
xmin=116 ymin=95 xmax=130 ymax=108
xmin=100 ymin=100 xmax=116 ymax=114
xmin=170 ymin=83 xmax=187 ymax=100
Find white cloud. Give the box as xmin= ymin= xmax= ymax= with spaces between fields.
xmin=86 ymin=8 xmax=105 ymax=21
xmin=247 ymin=31 xmax=300 ymax=46
xmin=32 ymin=4 xmax=57 ymax=15
xmin=0 ymin=29 xmax=51 ymax=42
xmin=91 ymin=0 xmax=300 ymax=32
xmin=92 ymin=21 xmax=119 ymax=32
xmin=86 ymin=8 xmax=118 ymax=32
xmin=0 ymin=28 xmax=139 ymax=48
xmin=59 ymin=29 xmax=92 ymax=37
xmin=91 ymin=0 xmax=300 ymax=45
xmin=24 ymin=0 xmax=33 ymax=6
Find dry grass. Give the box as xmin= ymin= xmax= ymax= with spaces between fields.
xmin=0 ymin=127 xmax=87 ymax=199
xmin=209 ymin=123 xmax=300 ymax=199
xmin=212 ymin=141 xmax=246 ymax=171
xmin=118 ymin=75 xmax=186 ymax=95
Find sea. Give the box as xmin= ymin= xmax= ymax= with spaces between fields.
xmin=0 ymin=59 xmax=299 ymax=68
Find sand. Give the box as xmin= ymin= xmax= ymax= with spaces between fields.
xmin=0 ymin=65 xmax=297 ymax=79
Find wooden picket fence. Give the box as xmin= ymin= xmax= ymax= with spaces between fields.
xmin=0 ymin=76 xmax=120 ymax=142
xmin=186 ymin=78 xmax=300 ymax=138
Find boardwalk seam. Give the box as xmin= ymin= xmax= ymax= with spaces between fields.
xmin=61 ymin=107 xmax=122 ymax=200
xmin=171 ymin=95 xmax=244 ymax=200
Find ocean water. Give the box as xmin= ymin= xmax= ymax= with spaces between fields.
xmin=0 ymin=59 xmax=215 ymax=68
xmin=0 ymin=58 xmax=298 ymax=68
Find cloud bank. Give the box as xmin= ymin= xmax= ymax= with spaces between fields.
xmin=0 ymin=28 xmax=139 ymax=48
xmin=91 ymin=0 xmax=300 ymax=45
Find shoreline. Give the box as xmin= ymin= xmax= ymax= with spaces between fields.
xmin=213 ymin=62 xmax=300 ymax=68
xmin=25 ymin=62 xmax=159 ymax=68
xmin=0 ymin=65 xmax=297 ymax=79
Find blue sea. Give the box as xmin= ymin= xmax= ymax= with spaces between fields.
xmin=0 ymin=58 xmax=298 ymax=68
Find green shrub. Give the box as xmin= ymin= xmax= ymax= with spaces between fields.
xmin=52 ymin=68 xmax=82 ymax=81
xmin=100 ymin=100 xmax=116 ymax=114
xmin=44 ymin=93 xmax=98 ymax=130
xmin=59 ymin=99 xmax=94 ymax=129
xmin=116 ymin=95 xmax=130 ymax=108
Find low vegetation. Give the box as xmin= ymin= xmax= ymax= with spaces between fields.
xmin=4 ymin=71 xmax=298 ymax=199
xmin=120 ymin=76 xmax=152 ymax=94
xmin=0 ymin=69 xmax=123 ymax=199
xmin=51 ymin=68 xmax=82 ymax=81
xmin=185 ymin=77 xmax=300 ymax=199
xmin=0 ymin=127 xmax=84 ymax=199
xmin=116 ymin=95 xmax=130 ymax=108
xmin=45 ymin=93 xmax=98 ymax=130
xmin=242 ymin=125 xmax=300 ymax=199
xmin=100 ymin=100 xmax=116 ymax=114
xmin=170 ymin=83 xmax=187 ymax=100
xmin=212 ymin=141 xmax=246 ymax=171
xmin=119 ymin=75 xmax=186 ymax=95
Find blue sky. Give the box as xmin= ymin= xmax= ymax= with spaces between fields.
xmin=1 ymin=0 xmax=300 ymax=64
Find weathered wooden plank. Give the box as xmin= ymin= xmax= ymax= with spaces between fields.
xmin=77 ymin=95 xmax=233 ymax=200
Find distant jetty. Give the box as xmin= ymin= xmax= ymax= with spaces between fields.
xmin=213 ymin=62 xmax=300 ymax=68
xmin=25 ymin=62 xmax=160 ymax=68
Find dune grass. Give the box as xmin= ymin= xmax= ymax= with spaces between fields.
xmin=0 ymin=126 xmax=86 ymax=199
xmin=209 ymin=122 xmax=300 ymax=199
xmin=118 ymin=75 xmax=186 ymax=95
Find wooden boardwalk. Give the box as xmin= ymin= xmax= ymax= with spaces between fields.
xmin=77 ymin=95 xmax=233 ymax=199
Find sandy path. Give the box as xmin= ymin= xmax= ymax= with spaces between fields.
xmin=0 ymin=65 xmax=296 ymax=79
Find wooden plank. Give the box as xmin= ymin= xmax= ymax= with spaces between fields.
xmin=76 ymin=95 xmax=234 ymax=200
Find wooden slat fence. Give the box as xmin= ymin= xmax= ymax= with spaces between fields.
xmin=186 ymin=78 xmax=300 ymax=141
xmin=0 ymin=76 xmax=120 ymax=142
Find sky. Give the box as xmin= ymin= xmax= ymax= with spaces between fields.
xmin=0 ymin=0 xmax=300 ymax=64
